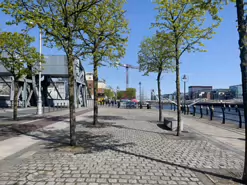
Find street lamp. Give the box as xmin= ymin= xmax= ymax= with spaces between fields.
xmin=27 ymin=22 xmax=42 ymax=115
xmin=116 ymin=86 xmax=119 ymax=100
xmin=139 ymin=82 xmax=142 ymax=109
xmin=37 ymin=29 xmax=42 ymax=115
xmin=182 ymin=75 xmax=188 ymax=115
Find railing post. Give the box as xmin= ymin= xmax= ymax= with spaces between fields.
xmin=237 ymin=108 xmax=242 ymax=128
xmin=193 ymin=105 xmax=196 ymax=116
xmin=221 ymin=106 xmax=225 ymax=124
xmin=187 ymin=105 xmax=189 ymax=115
xmin=210 ymin=105 xmax=214 ymax=121
xmin=200 ymin=105 xmax=203 ymax=118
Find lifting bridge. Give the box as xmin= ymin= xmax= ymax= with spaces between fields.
xmin=0 ymin=55 xmax=89 ymax=108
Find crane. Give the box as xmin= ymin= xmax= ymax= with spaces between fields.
xmin=117 ymin=63 xmax=139 ymax=90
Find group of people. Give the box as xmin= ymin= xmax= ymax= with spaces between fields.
xmin=98 ymin=99 xmax=117 ymax=106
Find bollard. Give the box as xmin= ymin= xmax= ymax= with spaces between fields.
xmin=235 ymin=105 xmax=238 ymax=112
xmin=210 ymin=106 xmax=214 ymax=120
xmin=170 ymin=103 xmax=172 ymax=110
xmin=64 ymin=103 xmax=65 ymax=108
xmin=48 ymin=104 xmax=50 ymax=112
xmin=206 ymin=106 xmax=209 ymax=115
xmin=186 ymin=105 xmax=189 ymax=115
xmin=173 ymin=104 xmax=176 ymax=111
xmin=57 ymin=103 xmax=59 ymax=110
xmin=221 ymin=106 xmax=225 ymax=124
xmin=200 ymin=105 xmax=203 ymax=118
xmin=53 ymin=104 xmax=55 ymax=111
xmin=140 ymin=104 xmax=143 ymax=109
xmin=193 ymin=105 xmax=196 ymax=116
xmin=43 ymin=104 xmax=45 ymax=113
xmin=228 ymin=104 xmax=231 ymax=112
xmin=237 ymin=108 xmax=242 ymax=128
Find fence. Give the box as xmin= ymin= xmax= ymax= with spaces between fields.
xmin=170 ymin=104 xmax=245 ymax=128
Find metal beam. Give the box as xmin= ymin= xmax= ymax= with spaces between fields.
xmin=0 ymin=76 xmax=11 ymax=88
xmin=48 ymin=77 xmax=63 ymax=99
xmin=26 ymin=90 xmax=33 ymax=107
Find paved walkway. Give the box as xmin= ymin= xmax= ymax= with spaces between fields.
xmin=0 ymin=107 xmax=92 ymax=160
xmin=162 ymin=110 xmax=245 ymax=155
xmin=0 ymin=108 xmax=244 ymax=185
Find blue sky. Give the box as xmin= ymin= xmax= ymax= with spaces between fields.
xmin=0 ymin=0 xmax=241 ymax=98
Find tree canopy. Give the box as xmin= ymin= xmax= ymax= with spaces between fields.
xmin=0 ymin=32 xmax=44 ymax=79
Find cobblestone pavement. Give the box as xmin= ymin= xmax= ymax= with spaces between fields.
xmin=0 ymin=108 xmax=244 ymax=185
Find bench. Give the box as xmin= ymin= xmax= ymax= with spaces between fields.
xmin=163 ymin=117 xmax=183 ymax=131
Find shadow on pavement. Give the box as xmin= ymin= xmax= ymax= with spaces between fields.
xmin=77 ymin=120 xmax=116 ymax=128
xmin=85 ymin=115 xmax=127 ymax=121
xmin=22 ymin=129 xmax=135 ymax=154
xmin=106 ymin=146 xmax=243 ymax=184
xmin=0 ymin=116 xmax=69 ymax=141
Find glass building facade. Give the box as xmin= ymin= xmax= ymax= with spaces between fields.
xmin=229 ymin=85 xmax=243 ymax=99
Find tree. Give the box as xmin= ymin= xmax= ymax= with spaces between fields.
xmin=138 ymin=34 xmax=174 ymax=122
xmin=125 ymin=88 xmax=136 ymax=99
xmin=234 ymin=0 xmax=247 ymax=182
xmin=117 ymin=91 xmax=125 ymax=100
xmin=153 ymin=0 xmax=220 ymax=136
xmin=0 ymin=0 xmax=103 ymax=146
xmin=104 ymin=88 xmax=114 ymax=99
xmin=0 ymin=32 xmax=43 ymax=120
xmin=79 ymin=0 xmax=129 ymax=125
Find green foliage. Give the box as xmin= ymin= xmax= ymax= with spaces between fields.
xmin=153 ymin=0 xmax=221 ymax=57
xmin=0 ymin=32 xmax=44 ymax=80
xmin=125 ymin=88 xmax=136 ymax=99
xmin=138 ymin=34 xmax=175 ymax=76
xmin=79 ymin=0 xmax=129 ymax=66
xmin=104 ymin=88 xmax=115 ymax=99
xmin=0 ymin=0 xmax=103 ymax=57
xmin=117 ymin=91 xmax=125 ymax=99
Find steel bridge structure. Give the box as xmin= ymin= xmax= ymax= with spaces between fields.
xmin=0 ymin=55 xmax=89 ymax=108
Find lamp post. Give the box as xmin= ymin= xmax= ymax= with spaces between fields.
xmin=37 ymin=29 xmax=42 ymax=115
xmin=139 ymin=82 xmax=142 ymax=109
xmin=116 ymin=86 xmax=119 ymax=100
xmin=182 ymin=75 xmax=188 ymax=115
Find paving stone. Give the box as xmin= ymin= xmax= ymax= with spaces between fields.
xmin=0 ymin=108 xmax=244 ymax=185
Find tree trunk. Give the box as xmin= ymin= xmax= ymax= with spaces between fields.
xmin=175 ymin=57 xmax=181 ymax=136
xmin=236 ymin=0 xmax=247 ymax=182
xmin=67 ymin=54 xmax=76 ymax=146
xmin=93 ymin=58 xmax=99 ymax=125
xmin=13 ymin=79 xmax=18 ymax=121
xmin=157 ymin=71 xmax=162 ymax=122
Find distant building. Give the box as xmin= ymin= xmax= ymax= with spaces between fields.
xmin=188 ymin=86 xmax=213 ymax=99
xmin=210 ymin=89 xmax=233 ymax=100
xmin=86 ymin=72 xmax=106 ymax=99
xmin=151 ymin=89 xmax=156 ymax=100
xmin=229 ymin=85 xmax=243 ymax=99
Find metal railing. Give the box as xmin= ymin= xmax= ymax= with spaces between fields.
xmin=170 ymin=104 xmax=245 ymax=128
